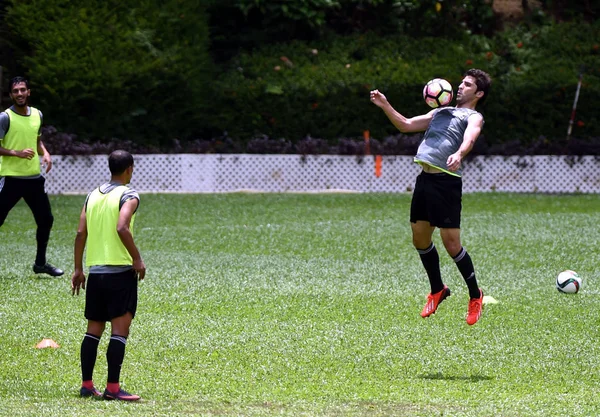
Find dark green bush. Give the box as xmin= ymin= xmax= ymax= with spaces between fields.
xmin=210 ymin=21 xmax=600 ymax=145
xmin=538 ymin=0 xmax=600 ymax=21
xmin=5 ymin=0 xmax=599 ymax=152
xmin=482 ymin=21 xmax=599 ymax=142
xmin=213 ymin=34 xmax=467 ymax=141
xmin=208 ymin=0 xmax=499 ymax=62
xmin=6 ymin=0 xmax=214 ymax=146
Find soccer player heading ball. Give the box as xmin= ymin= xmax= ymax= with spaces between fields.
xmin=370 ymin=69 xmax=492 ymax=325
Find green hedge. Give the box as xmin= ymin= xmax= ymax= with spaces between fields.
xmin=212 ymin=21 xmax=600 ymax=145
xmin=5 ymin=0 xmax=598 ymax=149
xmin=6 ymin=0 xmax=214 ymax=146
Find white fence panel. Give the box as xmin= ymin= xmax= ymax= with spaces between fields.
xmin=43 ymin=154 xmax=600 ymax=194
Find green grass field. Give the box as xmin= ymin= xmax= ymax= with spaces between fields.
xmin=0 ymin=192 xmax=598 ymax=417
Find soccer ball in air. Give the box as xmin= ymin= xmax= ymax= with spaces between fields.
xmin=423 ymin=78 xmax=453 ymax=108
xmin=556 ymin=270 xmax=582 ymax=294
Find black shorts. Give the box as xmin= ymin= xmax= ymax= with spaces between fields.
xmin=85 ymin=270 xmax=138 ymax=322
xmin=410 ymin=172 xmax=462 ymax=228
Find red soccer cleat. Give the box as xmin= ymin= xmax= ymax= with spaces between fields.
xmin=421 ymin=286 xmax=451 ymax=318
xmin=466 ymin=289 xmax=484 ymax=325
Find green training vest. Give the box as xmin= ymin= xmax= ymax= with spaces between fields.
xmin=85 ymin=185 xmax=136 ymax=267
xmin=0 ymin=108 xmax=42 ymax=176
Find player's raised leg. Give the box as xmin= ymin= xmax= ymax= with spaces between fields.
xmin=441 ymin=228 xmax=483 ymax=325
xmin=412 ymin=220 xmax=451 ymax=317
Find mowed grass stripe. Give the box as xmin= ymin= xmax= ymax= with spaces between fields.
xmin=0 ymin=193 xmax=598 ymax=416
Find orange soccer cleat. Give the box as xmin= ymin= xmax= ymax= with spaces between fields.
xmin=421 ymin=286 xmax=451 ymax=318
xmin=466 ymin=289 xmax=484 ymax=326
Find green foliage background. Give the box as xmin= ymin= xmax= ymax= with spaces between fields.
xmin=1 ymin=0 xmax=599 ymax=149
xmin=5 ymin=0 xmax=213 ymax=146
xmin=214 ymin=22 xmax=599 ymax=145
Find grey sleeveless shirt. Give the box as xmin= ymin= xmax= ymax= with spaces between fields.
xmin=414 ymin=107 xmax=481 ymax=177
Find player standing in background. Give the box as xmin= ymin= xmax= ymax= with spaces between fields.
xmin=0 ymin=76 xmax=63 ymax=277
xmin=370 ymin=69 xmax=491 ymax=325
xmin=71 ymin=150 xmax=146 ymax=401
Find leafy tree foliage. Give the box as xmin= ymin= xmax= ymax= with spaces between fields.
xmin=208 ymin=0 xmax=499 ymax=62
xmin=209 ymin=0 xmax=597 ymax=61
xmin=535 ymin=0 xmax=599 ymax=21
xmin=2 ymin=0 xmax=598 ymax=150
xmin=210 ymin=19 xmax=599 ymax=145
xmin=0 ymin=0 xmax=26 ymax=103
xmin=5 ymin=0 xmax=213 ymax=145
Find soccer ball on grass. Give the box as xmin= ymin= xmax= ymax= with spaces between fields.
xmin=423 ymin=78 xmax=453 ymax=108
xmin=556 ymin=270 xmax=582 ymax=294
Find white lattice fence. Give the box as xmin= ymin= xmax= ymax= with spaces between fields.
xmin=44 ymin=154 xmax=600 ymax=194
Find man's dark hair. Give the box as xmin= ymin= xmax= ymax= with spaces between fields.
xmin=9 ymin=76 xmax=29 ymax=92
xmin=108 ymin=150 xmax=134 ymax=175
xmin=465 ymin=68 xmax=492 ymax=105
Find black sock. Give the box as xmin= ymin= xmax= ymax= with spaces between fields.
xmin=35 ymin=225 xmax=52 ymax=266
xmin=417 ymin=243 xmax=444 ymax=294
xmin=81 ymin=333 xmax=101 ymax=382
xmin=452 ymin=247 xmax=480 ymax=298
xmin=107 ymin=334 xmax=128 ymax=384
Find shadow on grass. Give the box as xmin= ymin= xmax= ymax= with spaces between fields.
xmin=0 ymin=274 xmax=29 ymax=280
xmin=0 ymin=274 xmax=62 ymax=280
xmin=32 ymin=276 xmax=63 ymax=281
xmin=419 ymin=372 xmax=492 ymax=382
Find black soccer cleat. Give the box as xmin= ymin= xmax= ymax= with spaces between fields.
xmin=103 ymin=388 xmax=141 ymax=401
xmin=33 ymin=263 xmax=64 ymax=277
xmin=79 ymin=386 xmax=102 ymax=398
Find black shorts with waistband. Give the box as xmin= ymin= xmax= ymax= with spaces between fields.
xmin=85 ymin=269 xmax=138 ymax=322
xmin=410 ymin=171 xmax=462 ymax=228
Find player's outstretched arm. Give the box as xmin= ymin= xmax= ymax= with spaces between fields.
xmin=370 ymin=89 xmax=433 ymax=133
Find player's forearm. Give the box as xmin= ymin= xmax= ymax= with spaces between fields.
xmin=458 ymin=139 xmax=476 ymax=158
xmin=380 ymin=104 xmax=410 ymax=132
xmin=117 ymin=228 xmax=142 ymax=262
xmin=37 ymin=139 xmax=49 ymax=157
xmin=0 ymin=147 xmax=18 ymax=157
xmin=73 ymin=234 xmax=87 ymax=270
xmin=458 ymin=126 xmax=482 ymax=158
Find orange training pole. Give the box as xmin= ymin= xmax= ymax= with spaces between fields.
xmin=375 ymin=155 xmax=382 ymax=178
xmin=363 ymin=130 xmax=370 ymax=155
